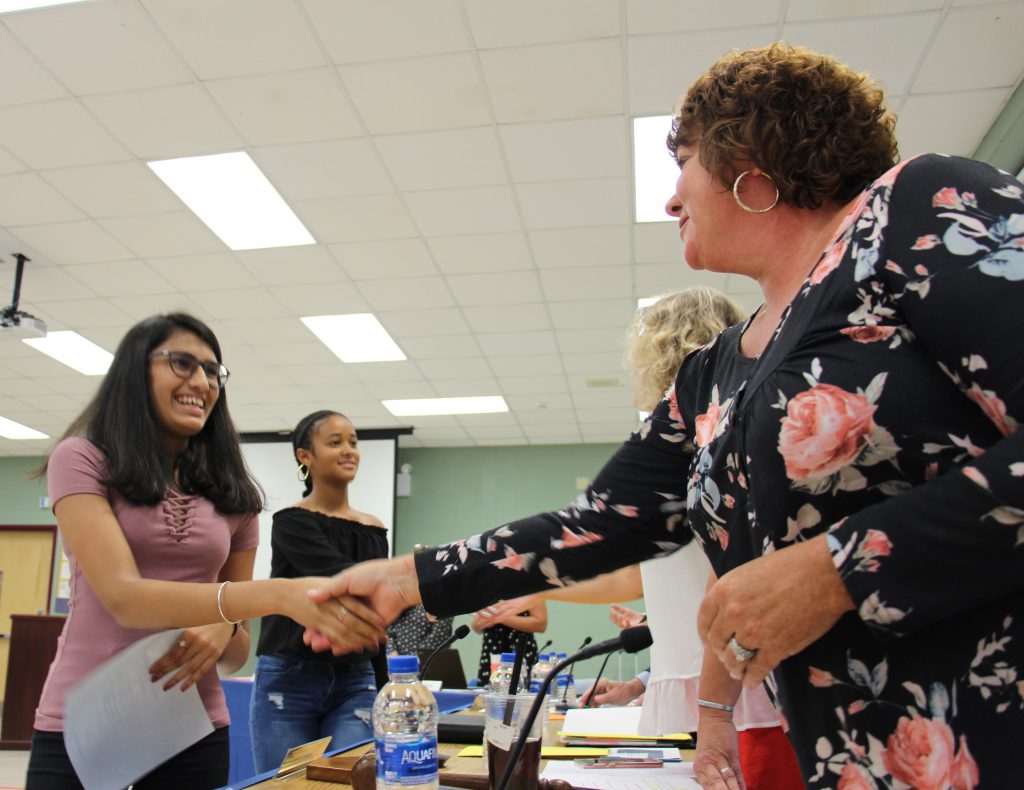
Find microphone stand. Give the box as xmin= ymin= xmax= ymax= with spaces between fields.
xmin=419 ymin=624 xmax=470 ymax=681
xmin=561 ymin=637 xmax=591 ymax=703
xmin=583 ymin=649 xmax=619 ymax=708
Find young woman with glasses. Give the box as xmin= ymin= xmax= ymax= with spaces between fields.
xmin=26 ymin=313 xmax=385 ymax=790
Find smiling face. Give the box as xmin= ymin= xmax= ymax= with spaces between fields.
xmin=299 ymin=414 xmax=360 ymax=488
xmin=148 ymin=329 xmax=220 ymax=455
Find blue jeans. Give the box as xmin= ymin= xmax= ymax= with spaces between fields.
xmin=249 ymin=654 xmax=377 ymax=773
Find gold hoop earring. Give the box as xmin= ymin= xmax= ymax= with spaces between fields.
xmin=297 ymin=464 xmax=309 ymax=482
xmin=733 ymin=170 xmax=779 ymax=214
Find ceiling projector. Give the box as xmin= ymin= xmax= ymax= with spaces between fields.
xmin=0 ymin=310 xmax=47 ymax=339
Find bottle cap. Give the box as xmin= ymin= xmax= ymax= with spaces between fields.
xmin=500 ymin=652 xmax=517 ymax=663
xmin=388 ymin=655 xmax=419 ymax=674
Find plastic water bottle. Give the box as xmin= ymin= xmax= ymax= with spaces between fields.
xmin=490 ymin=652 xmax=526 ymax=693
xmin=373 ymin=655 xmax=439 ymax=790
xmin=553 ymin=652 xmax=577 ymax=707
xmin=530 ymin=653 xmax=553 ymax=691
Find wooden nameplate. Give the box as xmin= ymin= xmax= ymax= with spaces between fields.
xmin=305 ymin=754 xmax=363 ymax=783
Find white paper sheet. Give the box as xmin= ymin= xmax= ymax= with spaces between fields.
xmin=563 ymin=706 xmax=644 ymax=736
xmin=64 ymin=630 xmax=214 ymax=790
xmin=541 ymin=759 xmax=701 ymax=790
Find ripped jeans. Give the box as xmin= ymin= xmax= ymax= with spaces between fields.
xmin=249 ymin=653 xmax=376 ymax=773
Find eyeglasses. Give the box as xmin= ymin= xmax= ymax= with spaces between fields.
xmin=150 ymin=350 xmax=230 ymax=389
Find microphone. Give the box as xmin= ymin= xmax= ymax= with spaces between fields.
xmin=496 ymin=626 xmax=652 ymax=790
xmin=418 ymin=623 xmax=470 ymax=681
xmin=561 ymin=636 xmax=592 ymax=702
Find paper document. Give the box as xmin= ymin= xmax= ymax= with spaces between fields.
xmin=65 ymin=630 xmax=214 ymax=790
xmin=542 ymin=759 xmax=701 ymax=790
xmin=563 ymin=706 xmax=645 ymax=736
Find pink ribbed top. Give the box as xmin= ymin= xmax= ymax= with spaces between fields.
xmin=35 ymin=437 xmax=259 ymax=732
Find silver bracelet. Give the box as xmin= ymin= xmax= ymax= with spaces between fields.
xmin=217 ymin=580 xmax=241 ymax=625
xmin=697 ymin=698 xmax=735 ymax=713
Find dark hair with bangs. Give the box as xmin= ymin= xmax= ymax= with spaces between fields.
xmin=292 ymin=409 xmax=347 ymax=497
xmin=667 ymin=42 xmax=898 ymax=209
xmin=43 ymin=312 xmax=264 ymax=514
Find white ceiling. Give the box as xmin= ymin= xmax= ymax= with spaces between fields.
xmin=0 ymin=0 xmax=1021 ymax=454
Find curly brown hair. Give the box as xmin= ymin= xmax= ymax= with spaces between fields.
xmin=667 ymin=43 xmax=898 ymax=209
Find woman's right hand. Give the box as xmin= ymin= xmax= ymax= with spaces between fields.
xmin=609 ymin=604 xmax=645 ymax=629
xmin=693 ymin=710 xmax=745 ymax=790
xmin=286 ymin=577 xmax=386 ymax=653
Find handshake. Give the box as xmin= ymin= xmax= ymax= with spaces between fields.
xmin=298 ymin=555 xmax=421 ymax=654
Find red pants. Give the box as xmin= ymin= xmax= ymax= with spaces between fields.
xmin=739 ymin=726 xmax=805 ymax=790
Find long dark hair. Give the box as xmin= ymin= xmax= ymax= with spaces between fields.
xmin=292 ymin=410 xmax=346 ymax=497
xmin=44 ymin=313 xmax=264 ymax=514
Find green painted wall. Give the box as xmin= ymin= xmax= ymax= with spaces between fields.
xmin=1 ymin=442 xmax=649 ymax=686
xmin=393 ymin=443 xmax=647 ymax=684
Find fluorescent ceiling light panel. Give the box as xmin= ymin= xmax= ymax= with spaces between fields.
xmin=148 ymin=152 xmax=314 ymax=251
xmin=24 ymin=330 xmax=113 ymax=375
xmin=383 ymin=396 xmax=509 ymax=417
xmin=0 ymin=1 xmax=88 ymax=11
xmin=301 ymin=314 xmax=406 ymax=363
xmin=637 ymin=296 xmax=661 ymax=309
xmin=633 ymin=115 xmax=677 ymax=223
xmin=0 ymin=416 xmax=48 ymax=440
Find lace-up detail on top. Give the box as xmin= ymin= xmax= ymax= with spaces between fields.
xmin=162 ymin=490 xmax=197 ymax=542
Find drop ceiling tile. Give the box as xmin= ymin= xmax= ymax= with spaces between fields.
xmin=409 ymin=431 xmax=473 ymax=446
xmin=913 ymin=2 xmax=1024 ymax=92
xmin=573 ymin=390 xmax=634 ymax=409
xmin=142 ymin=0 xmax=325 ymax=79
xmin=488 ymin=354 xmax=564 ymax=377
xmin=330 ymin=239 xmax=437 ymax=280
xmin=303 ymin=0 xmax=469 ymax=63
xmin=393 ymin=414 xmax=461 ymax=430
xmin=0 ymin=25 xmax=68 ymax=106
xmin=783 ymin=15 xmax=938 ymax=95
xmin=562 ymin=351 xmax=629 ymax=375
xmin=786 ymin=0 xmax=945 ymax=20
xmin=635 ymin=264 xmax=729 ymax=297
xmin=464 ymin=426 xmax=527 ymax=442
xmin=580 ymin=424 xmax=631 ymax=442
xmin=271 ymin=280 xmax=373 ymax=315
xmin=186 ymin=287 xmax=288 ymax=321
xmin=627 ymin=0 xmax=782 ymax=33
xmin=498 ymin=376 xmax=569 ymax=395
xmin=505 ymin=393 xmax=573 ymax=412
xmin=254 ymin=138 xmax=393 ymax=200
xmin=27 ymin=297 xmax=133 ymax=328
xmin=364 ymin=380 xmax=437 ymax=399
xmin=529 ymin=226 xmax=632 ymax=269
xmin=5 ymin=0 xmax=192 ymax=95
xmin=634 ymin=221 xmax=685 ymax=263
xmin=376 ymin=127 xmax=507 ymax=191
xmin=255 ymin=341 xmax=338 ymax=366
xmin=0 ymin=100 xmax=130 ymax=169
xmin=347 ymin=361 xmax=426 ymax=383
xmin=66 ymin=260 xmax=177 ymax=297
xmin=230 ymin=403 xmax=291 ymax=430
xmin=405 ymin=185 xmax=522 ymax=236
xmin=577 ymin=407 xmax=634 ymax=423
xmin=447 ymin=271 xmax=544 ymax=306
xmin=107 ymin=292 xmax=207 ymax=321
xmin=481 ymin=39 xmax=623 ymax=123
xmin=462 ymin=303 xmax=551 ymax=333
xmin=501 ymin=117 xmax=628 ymax=183
xmin=41 ymin=161 xmax=182 ymax=217
xmin=220 ymin=317 xmax=310 ymax=344
xmin=340 ymin=54 xmax=490 ymax=135
xmin=17 ymin=266 xmax=95 ymax=303
xmin=427 ymin=232 xmax=533 ymax=274
xmin=477 ymin=331 xmax=557 ymax=357
xmin=295 ymin=195 xmax=417 ymax=243
xmin=548 ymin=299 xmax=636 ymax=329
xmin=567 ymin=374 xmax=627 ymax=393
xmin=151 ymin=253 xmax=259 ymax=291
xmin=377 ymin=308 xmax=470 ymax=337
xmin=357 ymin=276 xmax=454 ymax=311
xmin=7 ymin=352 xmax=87 ymax=379
xmin=7 ymin=221 xmax=130 ymax=267
xmin=99 ymin=212 xmax=224 ymax=258
xmin=898 ymin=88 xmax=1013 ymax=158
xmin=627 ymin=27 xmax=778 ymax=115
xmin=206 ymin=68 xmax=363 ymax=146
xmin=457 ymin=412 xmax=519 ymax=428
xmin=557 ymin=327 xmax=628 ymax=354
xmin=539 ymin=265 xmax=632 ymax=301
xmin=518 ymin=178 xmax=629 ymax=229
xmin=0 ymin=145 xmax=26 ymax=175
xmin=237 ymin=246 xmax=346 ymax=286
xmin=84 ymin=84 xmax=245 ymax=160
xmin=399 ymin=335 xmax=483 ymax=359
xmin=465 ymin=0 xmax=619 ymax=48
xmin=417 ymin=358 xmax=494 ymax=380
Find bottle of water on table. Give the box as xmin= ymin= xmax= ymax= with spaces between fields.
xmin=373 ymin=655 xmax=438 ymax=790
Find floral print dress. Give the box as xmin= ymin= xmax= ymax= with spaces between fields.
xmin=415 ymin=154 xmax=1024 ymax=790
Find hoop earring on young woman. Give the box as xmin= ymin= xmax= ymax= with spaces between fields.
xmin=733 ymin=170 xmax=779 ymax=213
xmin=297 ymin=464 xmax=309 ymax=482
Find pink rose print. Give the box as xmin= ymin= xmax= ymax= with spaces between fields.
xmin=809 ymin=236 xmax=849 ymax=285
xmin=966 ymin=383 xmax=1015 ymax=437
xmin=694 ymin=401 xmax=721 ymax=448
xmin=882 ymin=715 xmax=955 ymax=790
xmin=555 ymin=526 xmax=604 ymax=548
xmin=950 ymin=736 xmax=980 ymax=790
xmin=837 ymin=761 xmax=875 ymax=790
xmin=492 ymin=546 xmax=532 ymax=571
xmin=913 ymin=234 xmax=941 ymax=250
xmin=841 ymin=326 xmax=896 ymax=344
xmin=857 ymin=529 xmax=892 ymax=562
xmin=778 ymin=384 xmax=878 ymax=482
xmin=932 ymin=187 xmax=964 ymax=210
xmin=809 ymin=666 xmax=837 ymax=687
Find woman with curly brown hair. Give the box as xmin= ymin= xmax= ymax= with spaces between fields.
xmin=309 ymin=43 xmax=1023 ymax=789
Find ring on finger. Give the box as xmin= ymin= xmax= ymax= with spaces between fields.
xmin=720 ymin=766 xmax=734 ymax=775
xmin=177 ymin=638 xmax=188 ymax=649
xmin=338 ymin=604 xmax=349 ymax=622
xmin=727 ymin=634 xmax=758 ymax=662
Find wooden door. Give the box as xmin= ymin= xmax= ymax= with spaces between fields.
xmin=0 ymin=527 xmax=55 ymax=703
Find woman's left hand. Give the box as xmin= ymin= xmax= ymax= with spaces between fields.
xmin=697 ymin=534 xmax=855 ymax=687
xmin=149 ymin=623 xmax=234 ymax=691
